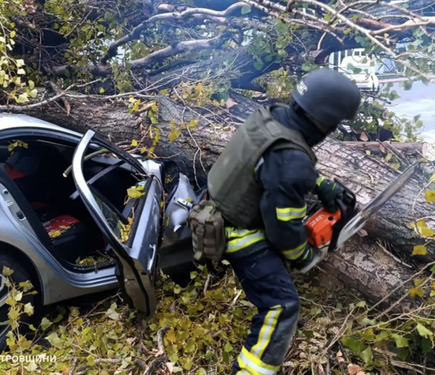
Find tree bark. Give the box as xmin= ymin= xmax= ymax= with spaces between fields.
xmin=14 ymin=90 xmax=433 ymax=306
xmin=344 ymin=141 xmax=428 ymax=158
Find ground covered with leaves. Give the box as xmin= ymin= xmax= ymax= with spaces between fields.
xmin=1 ymin=261 xmax=434 ymax=375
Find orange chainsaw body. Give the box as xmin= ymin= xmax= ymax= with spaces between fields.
xmin=306 ymin=208 xmax=342 ymax=248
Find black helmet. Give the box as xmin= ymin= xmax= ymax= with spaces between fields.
xmin=292 ymin=68 xmax=361 ymax=134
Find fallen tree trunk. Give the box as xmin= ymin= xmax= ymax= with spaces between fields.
xmin=344 ymin=141 xmax=429 ymax=158
xmin=9 ymin=90 xmax=434 ymax=307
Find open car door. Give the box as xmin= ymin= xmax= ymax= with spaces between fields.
xmin=72 ymin=130 xmax=162 ymax=318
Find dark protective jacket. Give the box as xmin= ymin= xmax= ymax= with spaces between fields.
xmin=214 ymin=103 xmax=326 ymax=264
xmin=208 ymin=104 xmax=317 ymax=230
xmin=254 ymin=105 xmax=321 ymax=262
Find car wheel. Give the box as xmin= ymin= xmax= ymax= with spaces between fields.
xmin=0 ymin=254 xmax=39 ymax=352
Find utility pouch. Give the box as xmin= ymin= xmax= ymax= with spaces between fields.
xmin=189 ymin=200 xmax=226 ymax=262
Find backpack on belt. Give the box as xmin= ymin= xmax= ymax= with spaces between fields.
xmin=189 ymin=200 xmax=226 ymax=262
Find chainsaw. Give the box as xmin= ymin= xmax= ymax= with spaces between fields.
xmin=299 ymin=162 xmax=422 ymax=274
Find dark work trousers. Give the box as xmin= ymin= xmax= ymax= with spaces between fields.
xmin=225 ymin=239 xmax=300 ymax=375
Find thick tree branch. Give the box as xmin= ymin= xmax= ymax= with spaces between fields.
xmin=51 ymin=34 xmax=232 ymax=77
xmin=240 ymin=0 xmax=344 ymax=44
xmin=245 ymin=0 xmax=434 ymax=80
xmin=129 ymin=33 xmax=232 ymax=71
xmin=371 ymin=16 xmax=435 ymax=35
xmin=0 ymin=92 xmax=67 ymax=112
xmin=101 ymin=2 xmax=247 ymax=64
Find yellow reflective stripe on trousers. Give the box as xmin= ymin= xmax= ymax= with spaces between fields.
xmin=276 ymin=206 xmax=307 ymax=221
xmin=250 ymin=305 xmax=283 ymax=358
xmin=282 ymin=241 xmax=307 ymax=261
xmin=237 ymin=347 xmax=280 ymax=375
xmin=226 ymin=230 xmax=266 ymax=253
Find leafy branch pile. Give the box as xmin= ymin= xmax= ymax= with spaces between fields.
xmin=2 ymin=259 xmax=435 ymax=375
xmin=0 ymin=0 xmax=433 ymax=141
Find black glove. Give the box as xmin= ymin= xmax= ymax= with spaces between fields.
xmin=315 ymin=177 xmax=343 ymax=213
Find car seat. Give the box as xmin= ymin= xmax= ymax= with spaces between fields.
xmin=0 ymin=163 xmax=103 ymax=263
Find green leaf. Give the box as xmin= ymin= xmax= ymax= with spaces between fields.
xmin=375 ymin=331 xmax=389 ymax=342
xmin=24 ymin=303 xmax=34 ymax=316
xmin=416 ymin=323 xmax=433 ymax=338
xmin=17 ymin=68 xmax=26 ymax=75
xmin=402 ymin=80 xmax=413 ymax=91
xmin=253 ymin=61 xmax=264 ymax=70
xmin=16 ymin=59 xmax=25 ymax=68
xmin=182 ymin=357 xmax=193 ymax=371
xmin=99 ymin=88 xmax=105 ymax=94
xmin=301 ymin=62 xmax=317 ymax=72
xmin=166 ymin=328 xmax=176 ymax=342
xmin=409 ymin=287 xmax=424 ymax=299
xmin=2 ymin=266 xmax=13 ymax=277
xmin=341 ymin=336 xmax=367 ymax=353
xmin=425 ymin=191 xmax=435 ymax=202
xmin=392 ymin=334 xmax=409 ymax=348
xmin=224 ymin=342 xmax=233 ymax=352
xmin=29 ymin=324 xmax=37 ymax=332
xmin=241 ymin=5 xmax=251 ymax=14
xmin=412 ymin=245 xmax=427 ymax=256
xmin=24 ymin=362 xmax=37 ymax=372
xmin=360 ymin=346 xmax=373 ymax=364
xmin=46 ymin=332 xmax=62 ymax=348
xmin=29 ymin=89 xmax=38 ymax=99
xmin=431 ymin=264 xmax=435 ymax=274
xmin=421 ymin=227 xmax=434 ymax=237
xmin=16 ymin=93 xmax=29 ymax=104
xmin=87 ymin=355 xmax=95 ymax=366
xmin=126 ymin=186 xmax=145 ymax=200
xmin=168 ymin=352 xmax=179 ymax=363
xmin=189 ymin=119 xmax=198 ymax=129
xmin=53 ymin=313 xmax=63 ymax=323
xmin=355 ymin=36 xmax=371 ymax=48
xmin=360 ymin=328 xmax=375 ymax=342
xmin=185 ymin=339 xmax=196 ymax=353
xmin=8 ymin=307 xmax=20 ymax=320
xmin=106 ymin=302 xmax=120 ymax=320
xmin=421 ymin=337 xmax=432 ymax=353
xmin=40 ymin=317 xmax=53 ymax=331
xmin=389 ymin=90 xmax=400 ymax=100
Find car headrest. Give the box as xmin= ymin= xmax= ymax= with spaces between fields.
xmin=6 ymin=146 xmax=40 ymax=175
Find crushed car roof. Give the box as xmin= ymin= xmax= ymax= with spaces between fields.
xmin=0 ymin=113 xmax=80 ymax=136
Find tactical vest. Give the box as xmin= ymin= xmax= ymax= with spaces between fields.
xmin=207 ymin=104 xmax=317 ymax=230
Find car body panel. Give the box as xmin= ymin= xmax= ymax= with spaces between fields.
xmin=72 ymin=130 xmax=159 ymax=317
xmin=0 ymin=187 xmax=118 ymax=305
xmin=0 ymin=113 xmax=82 ymax=137
xmin=158 ymin=174 xmax=201 ymax=272
xmin=0 ymin=113 xmax=192 ymax=317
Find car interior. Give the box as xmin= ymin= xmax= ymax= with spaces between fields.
xmin=0 ymin=137 xmax=144 ymax=269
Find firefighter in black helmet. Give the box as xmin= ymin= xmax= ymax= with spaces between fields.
xmin=207 ymin=68 xmax=361 ymax=375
